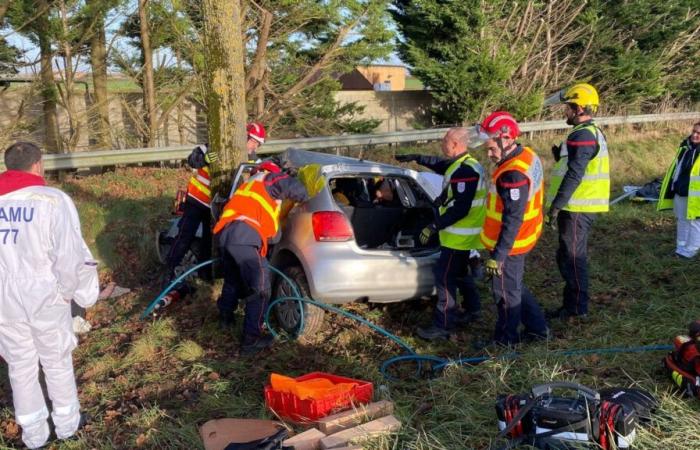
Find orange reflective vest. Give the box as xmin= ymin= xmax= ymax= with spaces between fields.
xmin=480 ymin=146 xmax=544 ymax=256
xmin=212 ymin=172 xmax=282 ymax=256
xmin=187 ymin=167 xmax=212 ymax=207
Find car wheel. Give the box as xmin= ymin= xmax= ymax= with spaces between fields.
xmin=272 ymin=265 xmax=325 ymax=340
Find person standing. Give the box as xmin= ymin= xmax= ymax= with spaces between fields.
xmin=163 ymin=122 xmax=267 ymax=301
xmin=544 ymin=83 xmax=610 ymax=320
xmin=0 ymin=142 xmax=99 ymax=448
xmin=395 ymin=127 xmax=487 ymax=340
xmin=478 ymin=112 xmax=549 ymax=346
xmin=213 ymin=160 xmax=308 ymax=354
xmin=658 ymin=122 xmax=700 ymax=258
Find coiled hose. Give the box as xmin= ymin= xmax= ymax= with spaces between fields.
xmin=143 ymin=259 xmax=672 ymax=380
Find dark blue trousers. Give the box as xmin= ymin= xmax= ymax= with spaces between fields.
xmin=492 ymin=254 xmax=547 ymax=345
xmin=433 ymin=247 xmax=481 ymax=329
xmin=217 ymin=244 xmax=271 ymax=343
xmin=556 ymin=211 xmax=596 ymax=315
xmin=166 ymin=197 xmax=212 ymax=283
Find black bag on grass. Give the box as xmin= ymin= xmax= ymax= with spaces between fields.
xmin=495 ymin=382 xmax=657 ymax=450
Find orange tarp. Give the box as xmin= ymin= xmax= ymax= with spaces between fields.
xmin=270 ymin=373 xmax=357 ymax=400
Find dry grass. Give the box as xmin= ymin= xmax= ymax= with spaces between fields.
xmin=1 ymin=124 xmax=700 ymax=449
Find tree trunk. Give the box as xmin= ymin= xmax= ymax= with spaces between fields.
xmin=58 ymin=0 xmax=79 ymax=151
xmin=138 ymin=0 xmax=157 ymax=147
xmin=88 ymin=0 xmax=111 ymax=149
xmin=37 ymin=0 xmax=61 ymax=153
xmin=201 ymin=0 xmax=248 ymax=199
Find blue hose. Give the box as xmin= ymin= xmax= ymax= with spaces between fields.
xmin=143 ymin=258 xmax=674 ymax=379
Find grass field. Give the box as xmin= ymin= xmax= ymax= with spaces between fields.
xmin=2 ymin=123 xmax=700 ymax=449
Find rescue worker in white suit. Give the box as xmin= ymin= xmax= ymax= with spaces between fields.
xmin=0 ymin=142 xmax=99 ymax=449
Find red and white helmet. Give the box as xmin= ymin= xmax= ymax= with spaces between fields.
xmin=478 ymin=111 xmax=520 ymax=140
xmin=247 ymin=122 xmax=266 ymax=144
xmin=257 ymin=160 xmax=281 ymax=174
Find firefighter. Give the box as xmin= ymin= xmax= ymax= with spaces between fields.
xmin=544 ymin=83 xmax=610 ymax=320
xmin=213 ymin=160 xmax=308 ymax=355
xmin=0 ymin=142 xmax=99 ymax=448
xmin=395 ymin=127 xmax=486 ymax=340
xmin=478 ymin=112 xmax=549 ymax=346
xmin=658 ymin=122 xmax=700 ymax=258
xmin=163 ymin=123 xmax=267 ymax=302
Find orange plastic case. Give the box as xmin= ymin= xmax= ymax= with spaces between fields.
xmin=264 ymin=372 xmax=373 ymax=422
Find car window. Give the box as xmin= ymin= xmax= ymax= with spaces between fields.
xmin=228 ymin=163 xmax=257 ymax=198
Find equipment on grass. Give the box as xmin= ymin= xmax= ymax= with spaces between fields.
xmin=663 ymin=319 xmax=700 ymax=398
xmin=154 ymin=290 xmax=180 ymax=311
xmin=495 ymin=381 xmax=657 ymax=450
xmin=200 ymin=418 xmax=287 ymax=450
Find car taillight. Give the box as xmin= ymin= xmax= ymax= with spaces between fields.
xmin=312 ymin=211 xmax=353 ymax=242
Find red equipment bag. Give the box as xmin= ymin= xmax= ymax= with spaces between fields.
xmin=663 ymin=320 xmax=700 ymax=398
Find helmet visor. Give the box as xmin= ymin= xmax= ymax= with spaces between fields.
xmin=470 ymin=125 xmax=491 ymax=147
xmin=543 ymin=89 xmax=565 ymax=107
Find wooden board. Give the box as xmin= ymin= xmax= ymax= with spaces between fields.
xmin=200 ymin=418 xmax=286 ymax=450
xmin=320 ymin=415 xmax=401 ymax=449
xmin=281 ymin=427 xmax=326 ymax=450
xmin=316 ymin=401 xmax=394 ymax=434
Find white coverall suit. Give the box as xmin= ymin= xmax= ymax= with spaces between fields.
xmin=0 ymin=185 xmax=99 ymax=448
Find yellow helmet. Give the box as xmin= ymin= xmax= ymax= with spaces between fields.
xmin=544 ymin=83 xmax=599 ymax=114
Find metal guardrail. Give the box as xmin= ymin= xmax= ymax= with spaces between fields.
xmin=3 ymin=112 xmax=698 ymax=171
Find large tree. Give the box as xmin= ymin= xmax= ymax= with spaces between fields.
xmin=8 ymin=0 xmax=63 ymax=153
xmin=200 ymin=0 xmax=247 ymax=197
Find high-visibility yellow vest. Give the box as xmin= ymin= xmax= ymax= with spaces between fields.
xmin=546 ymin=123 xmax=610 ymax=213
xmin=480 ymin=147 xmax=544 ymax=255
xmin=658 ymin=139 xmax=700 ymax=219
xmin=438 ymin=153 xmax=487 ymax=250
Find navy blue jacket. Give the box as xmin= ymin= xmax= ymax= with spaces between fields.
xmin=550 ymin=120 xmax=599 ymax=210
xmin=413 ymin=153 xmax=480 ymax=231
xmin=493 ymin=145 xmax=530 ymax=262
xmin=218 ymin=172 xmax=308 ymax=249
xmin=671 ymin=138 xmax=700 ymax=197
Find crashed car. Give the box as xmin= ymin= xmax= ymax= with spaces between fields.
xmin=157 ymin=148 xmax=442 ymax=336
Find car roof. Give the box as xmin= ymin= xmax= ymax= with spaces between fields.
xmin=278 ymin=148 xmax=401 ymax=172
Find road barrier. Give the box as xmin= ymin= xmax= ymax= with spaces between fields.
xmin=4 ymin=112 xmax=698 ymax=171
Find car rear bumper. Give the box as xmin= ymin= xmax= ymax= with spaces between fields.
xmin=292 ymin=241 xmax=439 ymax=304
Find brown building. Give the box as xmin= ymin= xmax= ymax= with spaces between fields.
xmin=337 ymin=65 xmax=408 ymax=91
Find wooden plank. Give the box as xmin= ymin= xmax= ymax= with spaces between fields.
xmin=282 ymin=427 xmax=326 ymax=450
xmin=316 ymin=400 xmax=394 ymax=434
xmin=320 ymin=415 xmax=401 ymax=449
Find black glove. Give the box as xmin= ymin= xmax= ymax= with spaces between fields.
xmin=551 ymin=144 xmax=561 ymax=162
xmin=395 ymin=154 xmax=419 ymax=163
xmin=546 ymin=207 xmax=560 ymax=230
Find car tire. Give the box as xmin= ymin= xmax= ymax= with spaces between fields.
xmin=272 ymin=265 xmax=325 ymax=340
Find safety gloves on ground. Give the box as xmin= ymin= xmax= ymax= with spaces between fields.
xmin=419 ymin=224 xmax=436 ymax=245
xmin=545 ymin=207 xmax=560 ymax=230
xmin=395 ymin=154 xmax=419 ymax=163
xmin=485 ymin=258 xmax=503 ymax=277
xmin=204 ymin=151 xmax=219 ymax=165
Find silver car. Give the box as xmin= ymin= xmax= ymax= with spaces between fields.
xmin=158 ymin=149 xmax=441 ymax=336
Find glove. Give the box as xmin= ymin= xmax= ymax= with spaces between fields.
xmin=204 ymin=151 xmax=219 ymax=164
xmin=551 ymin=144 xmax=561 ymax=162
xmin=395 ymin=153 xmax=419 ymax=163
xmin=419 ymin=224 xmax=436 ymax=245
xmin=546 ymin=207 xmax=560 ymax=230
xmin=485 ymin=258 xmax=503 ymax=278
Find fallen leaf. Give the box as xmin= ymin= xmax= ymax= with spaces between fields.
xmin=136 ymin=433 xmax=147 ymax=447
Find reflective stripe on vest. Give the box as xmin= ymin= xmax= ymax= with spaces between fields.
xmin=480 ymin=147 xmax=544 ymax=255
xmin=187 ymin=166 xmax=212 ymax=207
xmin=438 ymin=153 xmax=487 ymax=250
xmin=212 ymin=172 xmax=282 ymax=256
xmin=545 ymin=123 xmax=610 ymax=213
xmin=658 ymin=139 xmax=700 ymax=219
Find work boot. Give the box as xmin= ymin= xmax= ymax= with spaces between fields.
xmin=240 ymin=335 xmax=275 ymax=356
xmin=546 ymin=307 xmax=588 ymax=322
xmin=218 ymin=311 xmax=235 ymax=331
xmin=416 ymin=325 xmax=452 ymax=341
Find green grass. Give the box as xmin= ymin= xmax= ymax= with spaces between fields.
xmin=2 ymin=124 xmax=700 ymax=449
